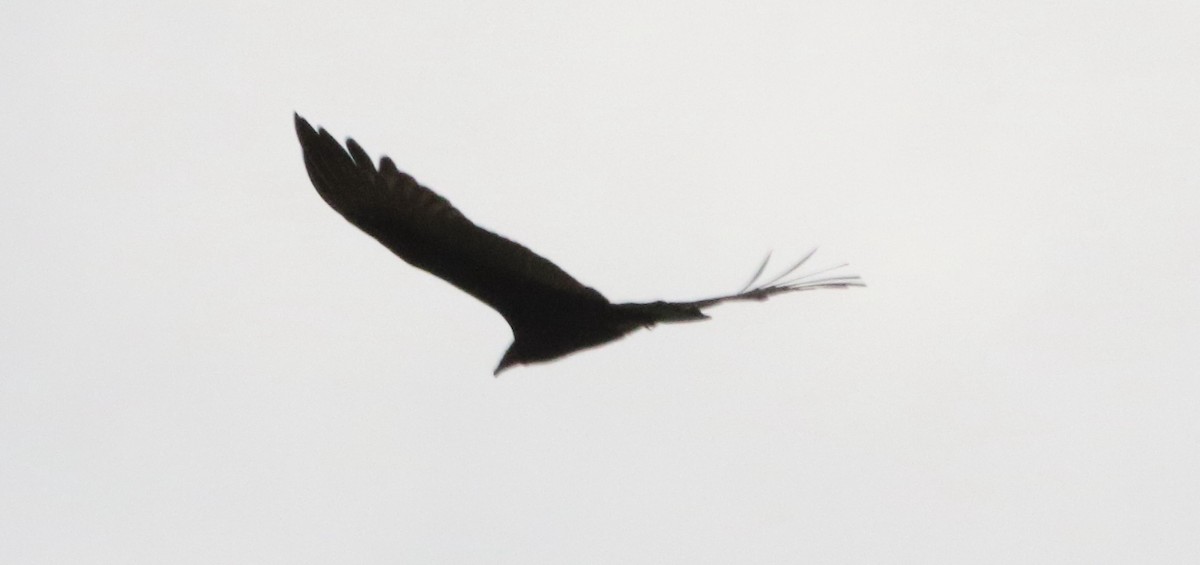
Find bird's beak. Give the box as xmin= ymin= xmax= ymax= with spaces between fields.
xmin=493 ymin=360 xmax=512 ymax=378
xmin=495 ymin=348 xmax=519 ymax=377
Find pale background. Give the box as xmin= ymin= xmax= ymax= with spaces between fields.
xmin=2 ymin=1 xmax=1197 ymax=563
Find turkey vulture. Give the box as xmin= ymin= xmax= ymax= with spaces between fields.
xmin=295 ymin=114 xmax=863 ymax=375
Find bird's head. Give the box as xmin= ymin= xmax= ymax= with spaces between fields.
xmin=494 ymin=346 xmax=523 ymax=377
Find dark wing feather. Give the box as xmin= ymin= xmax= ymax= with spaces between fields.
xmin=671 ymin=250 xmax=865 ymax=310
xmin=294 ymin=114 xmax=609 ymax=329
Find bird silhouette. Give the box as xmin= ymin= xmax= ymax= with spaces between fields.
xmin=295 ymin=114 xmax=863 ymax=375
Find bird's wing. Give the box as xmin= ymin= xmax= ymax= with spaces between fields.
xmin=295 ymin=114 xmax=609 ymax=328
xmin=672 ymin=249 xmax=865 ymax=310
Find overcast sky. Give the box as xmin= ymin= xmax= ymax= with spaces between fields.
xmin=2 ymin=1 xmax=1198 ymax=563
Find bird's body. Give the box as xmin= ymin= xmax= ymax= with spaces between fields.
xmin=294 ymin=114 xmax=862 ymax=374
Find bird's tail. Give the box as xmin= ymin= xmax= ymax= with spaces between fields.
xmin=642 ymin=301 xmax=711 ymax=322
xmin=612 ymin=301 xmax=710 ymax=332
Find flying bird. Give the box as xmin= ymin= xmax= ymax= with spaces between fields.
xmin=294 ymin=114 xmax=863 ymax=375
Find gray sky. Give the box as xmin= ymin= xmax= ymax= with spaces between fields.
xmin=2 ymin=1 xmax=1198 ymax=563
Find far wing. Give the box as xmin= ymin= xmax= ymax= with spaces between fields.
xmin=674 ymin=250 xmax=865 ymax=310
xmin=294 ymin=114 xmax=609 ymax=328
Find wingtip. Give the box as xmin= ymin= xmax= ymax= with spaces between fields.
xmin=294 ymin=112 xmax=315 ymax=138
